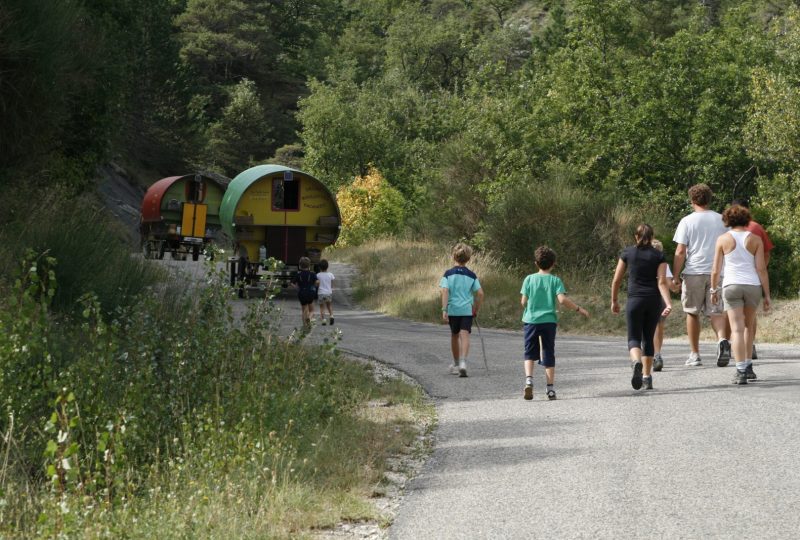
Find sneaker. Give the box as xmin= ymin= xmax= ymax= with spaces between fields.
xmin=752 ymin=344 xmax=758 ymax=360
xmin=653 ymin=353 xmax=664 ymax=372
xmin=716 ymin=339 xmax=731 ymax=367
xmin=745 ymin=364 xmax=757 ymax=380
xmin=321 ymin=319 xmax=327 ymax=326
xmin=329 ymin=317 xmax=334 ymax=325
xmin=733 ymin=369 xmax=748 ymax=385
xmin=631 ymin=362 xmax=643 ymax=390
xmin=449 ymin=364 xmax=460 ymax=375
xmin=524 ymin=384 xmax=533 ymax=400
xmin=458 ymin=359 xmax=467 ymax=378
xmin=546 ymin=388 xmax=557 ymax=400
xmin=685 ymin=352 xmax=702 ymax=367
xmin=643 ymin=376 xmax=653 ymax=390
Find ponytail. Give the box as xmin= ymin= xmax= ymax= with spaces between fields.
xmin=635 ymin=223 xmax=654 ymax=248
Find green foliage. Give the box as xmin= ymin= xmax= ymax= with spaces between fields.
xmin=201 ymin=79 xmax=273 ymax=176
xmin=1 ymin=191 xmax=164 ymax=314
xmin=479 ymin=166 xmax=668 ymax=276
xmin=0 ymin=0 xmax=104 ymax=172
xmin=0 ymin=249 xmax=380 ymax=536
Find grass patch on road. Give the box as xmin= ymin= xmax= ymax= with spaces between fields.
xmin=332 ymin=238 xmax=799 ymax=343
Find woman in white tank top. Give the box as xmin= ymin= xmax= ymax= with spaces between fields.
xmin=710 ymin=205 xmax=771 ymax=385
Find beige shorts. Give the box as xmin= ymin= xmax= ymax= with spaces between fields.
xmin=681 ymin=274 xmax=724 ymax=316
xmin=722 ymin=284 xmax=762 ymax=311
xmin=318 ymin=294 xmax=333 ymax=304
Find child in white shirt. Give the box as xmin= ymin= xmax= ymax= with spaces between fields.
xmin=317 ymin=259 xmax=335 ymax=325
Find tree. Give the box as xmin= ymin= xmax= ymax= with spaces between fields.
xmin=201 ymin=79 xmax=272 ymax=176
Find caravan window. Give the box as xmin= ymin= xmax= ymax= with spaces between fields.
xmin=272 ymin=177 xmax=299 ymax=210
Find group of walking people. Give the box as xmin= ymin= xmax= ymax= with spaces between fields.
xmin=439 ymin=183 xmax=773 ymax=399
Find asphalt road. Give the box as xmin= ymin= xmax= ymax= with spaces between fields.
xmin=180 ymin=259 xmax=800 ymax=539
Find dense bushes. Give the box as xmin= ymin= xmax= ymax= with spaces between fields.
xmin=1 ymin=192 xmax=166 ymax=314
xmin=295 ymin=1 xmax=800 ymax=296
xmin=479 ymin=177 xmax=669 ymax=275
xmin=0 ymin=250 xmax=361 ymax=536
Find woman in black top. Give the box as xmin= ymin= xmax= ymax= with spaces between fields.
xmin=611 ymin=224 xmax=673 ymax=390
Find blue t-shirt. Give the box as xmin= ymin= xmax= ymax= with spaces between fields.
xmin=439 ymin=266 xmax=481 ymax=316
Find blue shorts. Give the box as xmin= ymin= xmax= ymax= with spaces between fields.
xmin=523 ymin=323 xmax=557 ymax=367
xmin=448 ymin=316 xmax=473 ymax=335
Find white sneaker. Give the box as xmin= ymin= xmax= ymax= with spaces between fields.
xmin=685 ymin=352 xmax=702 ymax=366
xmin=449 ymin=364 xmax=459 ymax=375
xmin=458 ymin=359 xmax=467 ymax=378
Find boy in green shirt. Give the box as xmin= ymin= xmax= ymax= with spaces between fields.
xmin=520 ymin=246 xmax=589 ymax=400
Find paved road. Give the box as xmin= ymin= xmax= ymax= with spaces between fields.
xmin=181 ymin=259 xmax=800 ymax=539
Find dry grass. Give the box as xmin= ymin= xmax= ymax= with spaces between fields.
xmin=333 ymin=238 xmax=799 ymax=343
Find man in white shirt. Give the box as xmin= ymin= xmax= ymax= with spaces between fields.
xmin=672 ymin=184 xmax=731 ymax=367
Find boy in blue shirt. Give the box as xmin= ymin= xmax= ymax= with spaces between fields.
xmin=520 ymin=246 xmax=589 ymax=400
xmin=440 ymin=243 xmax=484 ymax=377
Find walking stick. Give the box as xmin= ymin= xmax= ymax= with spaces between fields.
xmin=474 ymin=317 xmax=489 ymax=373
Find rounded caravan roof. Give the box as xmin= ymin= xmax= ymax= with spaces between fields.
xmin=220 ymin=164 xmax=341 ymax=238
xmin=140 ymin=173 xmax=224 ymax=223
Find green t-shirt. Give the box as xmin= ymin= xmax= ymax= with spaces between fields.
xmin=520 ymin=273 xmax=566 ymax=324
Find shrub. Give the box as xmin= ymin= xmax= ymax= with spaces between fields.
xmin=0 ymin=189 xmax=165 ymax=314
xmin=0 ymin=253 xmax=362 ymax=536
xmin=480 ymin=178 xmax=668 ymax=277
xmin=336 ymin=167 xmax=405 ymax=246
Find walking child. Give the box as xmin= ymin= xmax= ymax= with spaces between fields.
xmin=520 ymin=246 xmax=589 ymax=400
xmin=651 ymin=239 xmax=674 ymax=371
xmin=317 ymin=259 xmax=335 ymax=326
xmin=292 ymin=257 xmax=319 ymax=327
xmin=440 ymin=243 xmax=484 ymax=377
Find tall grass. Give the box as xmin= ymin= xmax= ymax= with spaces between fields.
xmin=0 ymin=197 xmax=433 ymax=537
xmin=0 ymin=189 xmax=167 ymax=314
xmin=335 ymin=238 xmax=799 ymax=343
xmin=335 ymin=238 xmax=678 ymax=337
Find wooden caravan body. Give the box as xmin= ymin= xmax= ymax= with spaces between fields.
xmin=220 ymin=165 xmax=340 ymax=281
xmin=139 ymin=173 xmax=225 ymax=260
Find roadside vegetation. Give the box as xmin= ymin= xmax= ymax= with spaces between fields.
xmin=334 ymin=238 xmax=799 ymax=343
xmin=0 ymin=197 xmax=433 ymax=539
xmin=5 ymin=2 xmax=800 ymax=534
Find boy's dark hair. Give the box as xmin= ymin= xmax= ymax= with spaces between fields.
xmin=452 ymin=243 xmax=472 ymax=264
xmin=688 ymin=184 xmax=712 ymax=207
xmin=319 ymin=259 xmax=329 ymax=271
xmin=535 ymin=246 xmax=556 ymax=270
xmin=298 ymin=256 xmax=311 ymax=270
xmin=722 ymin=204 xmax=751 ymax=228
xmin=731 ymin=197 xmax=750 ymax=209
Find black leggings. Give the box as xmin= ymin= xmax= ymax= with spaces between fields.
xmin=626 ymin=296 xmax=662 ymax=357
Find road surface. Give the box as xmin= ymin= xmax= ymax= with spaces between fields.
xmin=180 ymin=259 xmax=800 ymax=539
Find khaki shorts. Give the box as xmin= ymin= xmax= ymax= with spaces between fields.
xmin=722 ymin=284 xmax=762 ymax=311
xmin=681 ymin=274 xmax=724 ymax=316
